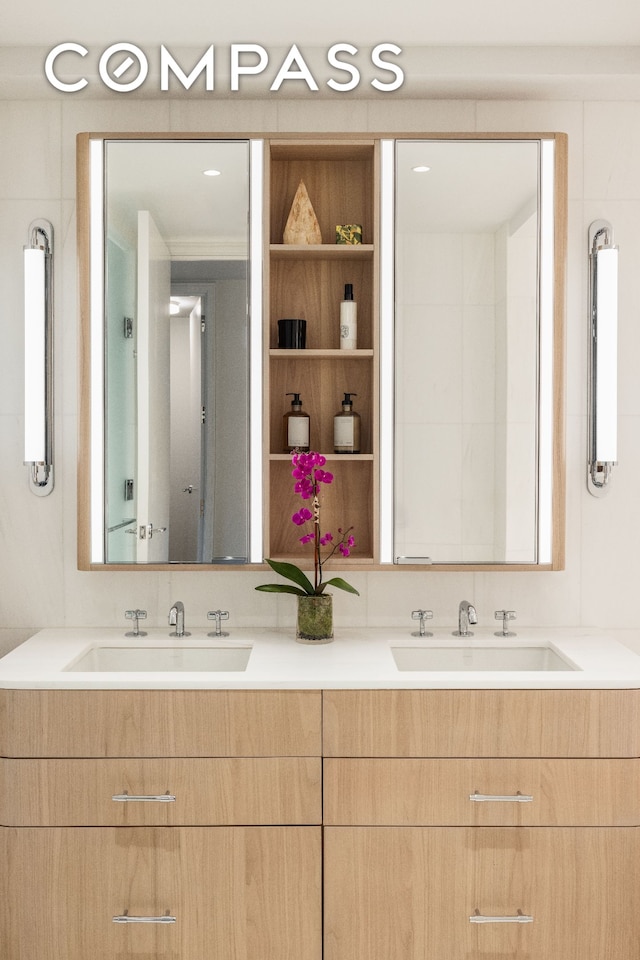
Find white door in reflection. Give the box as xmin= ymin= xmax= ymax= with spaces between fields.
xmin=169 ymin=295 xmax=203 ymax=561
xmin=136 ymin=210 xmax=171 ymax=562
xmin=101 ymin=139 xmax=252 ymax=564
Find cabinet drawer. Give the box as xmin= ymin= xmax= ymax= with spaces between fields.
xmin=0 ymin=826 xmax=321 ymax=960
xmin=0 ymin=689 xmax=322 ymax=757
xmin=324 ymin=826 xmax=640 ymax=960
xmin=0 ymin=757 xmax=321 ymax=826
xmin=323 ymin=689 xmax=640 ymax=757
xmin=323 ymin=758 xmax=640 ymax=826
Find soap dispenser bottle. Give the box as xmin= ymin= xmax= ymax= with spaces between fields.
xmin=334 ymin=392 xmax=361 ymax=454
xmin=339 ymin=283 xmax=357 ymax=350
xmin=283 ymin=393 xmax=310 ymax=453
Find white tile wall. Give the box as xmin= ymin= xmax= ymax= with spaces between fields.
xmin=395 ymin=230 xmax=500 ymax=560
xmin=462 ymin=305 xmax=495 ymax=424
xmin=400 ymin=305 xmax=462 ymax=424
xmin=1 ymin=92 xmax=638 ymax=642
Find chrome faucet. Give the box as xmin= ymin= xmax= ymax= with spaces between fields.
xmin=453 ymin=600 xmax=477 ymax=637
xmin=168 ymin=601 xmax=190 ymax=637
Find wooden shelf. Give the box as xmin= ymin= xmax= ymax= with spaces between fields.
xmin=270 ymin=244 xmax=374 ymax=261
xmin=268 ymin=554 xmax=375 ymax=565
xmin=266 ymin=137 xmax=378 ymax=564
xmin=269 ymin=456 xmax=374 ymax=560
xmin=269 ymin=147 xmax=375 ymax=245
xmin=269 ymin=140 xmax=375 ymax=161
xmin=270 ymin=453 xmax=374 ymax=462
xmin=270 ymin=349 xmax=374 ymax=359
xmin=269 ymin=258 xmax=374 ymax=350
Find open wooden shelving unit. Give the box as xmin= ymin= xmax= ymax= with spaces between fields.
xmin=264 ymin=139 xmax=379 ymax=564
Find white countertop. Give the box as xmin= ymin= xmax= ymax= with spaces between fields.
xmin=0 ymin=627 xmax=640 ymax=689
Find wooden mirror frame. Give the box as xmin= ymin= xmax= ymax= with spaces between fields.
xmin=77 ymin=131 xmax=566 ymax=572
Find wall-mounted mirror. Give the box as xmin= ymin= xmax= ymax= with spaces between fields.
xmin=387 ymin=136 xmax=566 ymax=567
xmin=77 ymin=136 xmax=263 ymax=567
xmin=78 ymin=132 xmax=565 ymax=571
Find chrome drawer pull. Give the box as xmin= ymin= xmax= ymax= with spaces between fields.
xmin=470 ymin=910 xmax=533 ymax=924
xmin=112 ymin=791 xmax=176 ymax=803
xmin=469 ymin=791 xmax=533 ymax=803
xmin=113 ymin=911 xmax=176 ymax=924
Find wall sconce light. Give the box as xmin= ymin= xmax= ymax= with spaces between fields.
xmin=588 ymin=219 xmax=618 ymax=496
xmin=24 ymin=219 xmax=54 ymax=496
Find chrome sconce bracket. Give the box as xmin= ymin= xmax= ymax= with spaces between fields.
xmin=24 ymin=218 xmax=54 ymax=496
xmin=588 ymin=219 xmax=618 ymax=497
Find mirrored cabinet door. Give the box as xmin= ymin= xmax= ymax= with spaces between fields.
xmin=385 ymin=135 xmax=566 ymax=568
xmin=78 ymin=136 xmax=262 ymax=566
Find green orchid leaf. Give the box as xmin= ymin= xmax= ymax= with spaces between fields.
xmin=255 ymin=583 xmax=308 ymax=596
xmin=264 ymin=558 xmax=315 ymax=595
xmin=320 ymin=577 xmax=360 ymax=596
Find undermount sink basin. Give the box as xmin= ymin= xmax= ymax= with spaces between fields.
xmin=65 ymin=645 xmax=252 ymax=673
xmin=391 ymin=644 xmax=578 ymax=672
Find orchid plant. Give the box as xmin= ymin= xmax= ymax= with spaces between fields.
xmin=256 ymin=451 xmax=360 ymax=597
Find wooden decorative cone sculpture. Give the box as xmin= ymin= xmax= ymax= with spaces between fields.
xmin=283 ymin=180 xmax=322 ymax=244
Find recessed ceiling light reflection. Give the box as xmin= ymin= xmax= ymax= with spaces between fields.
xmin=412 ymin=165 xmax=431 ymax=173
xmin=203 ymin=169 xmax=221 ymax=177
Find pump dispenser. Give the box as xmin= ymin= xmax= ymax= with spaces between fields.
xmin=339 ymin=283 xmax=357 ymax=349
xmin=334 ymin=392 xmax=361 ymax=454
xmin=283 ymin=393 xmax=310 ymax=453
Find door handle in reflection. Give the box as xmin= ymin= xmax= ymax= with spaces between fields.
xmin=132 ymin=523 xmax=168 ymax=539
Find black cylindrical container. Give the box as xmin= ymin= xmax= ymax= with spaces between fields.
xmin=278 ymin=318 xmax=307 ymax=349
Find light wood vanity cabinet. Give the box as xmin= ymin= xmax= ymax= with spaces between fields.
xmin=0 ymin=690 xmax=322 ymax=960
xmin=323 ymin=689 xmax=640 ymax=960
xmin=323 ymin=756 xmax=640 ymax=825
xmin=5 ymin=826 xmax=319 ymax=960
xmin=2 ymin=687 xmax=639 ymax=959
xmin=325 ymin=826 xmax=639 ymax=959
xmin=0 ymin=756 xmax=320 ymax=825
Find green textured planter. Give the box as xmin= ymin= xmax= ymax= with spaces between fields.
xmin=296 ymin=594 xmax=334 ymax=644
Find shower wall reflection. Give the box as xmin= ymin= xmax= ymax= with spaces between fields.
xmin=394 ymin=139 xmax=545 ymax=563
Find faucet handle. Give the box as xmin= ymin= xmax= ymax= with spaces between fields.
xmin=124 ymin=609 xmax=147 ymax=637
xmin=495 ymin=609 xmax=516 ymax=621
xmin=207 ymin=610 xmax=230 ymax=637
xmin=411 ymin=609 xmax=433 ymax=637
xmin=494 ymin=609 xmax=517 ymax=637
